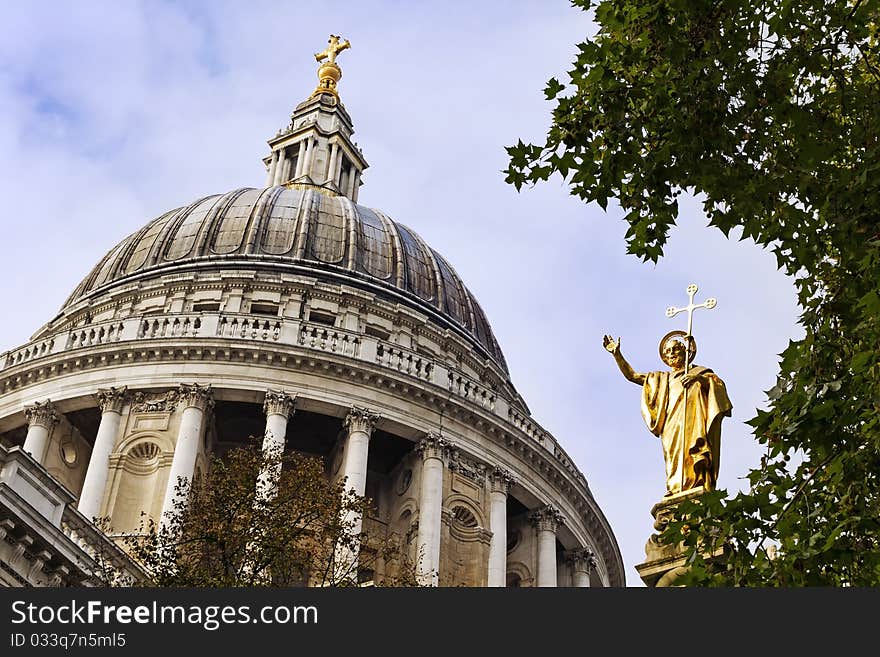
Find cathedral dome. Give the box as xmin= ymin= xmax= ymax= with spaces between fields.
xmin=62 ymin=186 xmax=508 ymax=373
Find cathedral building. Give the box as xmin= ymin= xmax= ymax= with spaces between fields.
xmin=0 ymin=38 xmax=624 ymax=587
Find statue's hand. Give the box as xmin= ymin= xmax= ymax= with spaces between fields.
xmin=603 ymin=335 xmax=620 ymax=355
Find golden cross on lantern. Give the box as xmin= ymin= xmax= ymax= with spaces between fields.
xmin=315 ymin=35 xmax=351 ymax=65
xmin=665 ymin=283 xmax=716 ymax=373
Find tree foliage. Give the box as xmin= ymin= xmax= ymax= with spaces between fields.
xmin=123 ymin=440 xmax=419 ymax=587
xmin=507 ymin=0 xmax=880 ymax=585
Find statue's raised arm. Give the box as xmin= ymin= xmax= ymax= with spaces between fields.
xmin=603 ymin=334 xmax=646 ymax=385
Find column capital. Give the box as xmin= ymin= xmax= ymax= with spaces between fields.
xmin=343 ymin=406 xmax=380 ymax=435
xmin=489 ymin=466 xmax=515 ymax=494
xmin=263 ymin=390 xmax=296 ymax=419
xmin=24 ymin=400 xmax=58 ymax=430
xmin=95 ymin=386 xmax=128 ymax=414
xmin=177 ymin=383 xmax=214 ymax=412
xmin=529 ymin=504 xmax=564 ymax=533
xmin=565 ymin=546 xmax=597 ymax=574
xmin=416 ymin=432 xmax=454 ymax=462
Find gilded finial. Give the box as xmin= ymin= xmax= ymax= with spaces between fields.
xmin=312 ymin=34 xmax=351 ymax=98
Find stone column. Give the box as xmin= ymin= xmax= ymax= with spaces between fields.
xmin=334 ymin=150 xmax=344 ymax=187
xmin=266 ymin=150 xmax=279 ymax=187
xmin=273 ymin=149 xmax=286 ymax=186
xmin=257 ymin=390 xmax=296 ymax=496
xmin=77 ymin=387 xmax=127 ymax=520
xmin=351 ymin=170 xmax=360 ymax=203
xmin=23 ymin=400 xmax=58 ymax=464
xmin=487 ymin=466 xmax=514 ymax=587
xmin=303 ymin=138 xmax=316 ymax=178
xmin=294 ymin=140 xmax=307 ymax=178
xmin=335 ymin=406 xmax=380 ymax=580
xmin=326 ymin=142 xmax=339 ymax=184
xmin=280 ymin=153 xmax=292 ymax=183
xmin=529 ymin=505 xmax=563 ymax=587
xmin=567 ymin=547 xmax=597 ymax=588
xmin=159 ymin=384 xmax=213 ymax=530
xmin=415 ymin=433 xmax=452 ymax=586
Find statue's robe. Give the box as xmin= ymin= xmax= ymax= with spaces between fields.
xmin=640 ymin=365 xmax=732 ymax=495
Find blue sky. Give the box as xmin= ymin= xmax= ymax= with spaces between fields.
xmin=0 ymin=1 xmax=801 ymax=585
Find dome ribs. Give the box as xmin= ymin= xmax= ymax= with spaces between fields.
xmin=306 ymin=192 xmax=347 ymax=264
xmin=196 ymin=188 xmax=252 ymax=257
xmin=162 ymin=194 xmax=224 ymax=262
xmin=292 ymin=188 xmax=318 ymax=260
xmin=353 ymin=205 xmax=394 ymax=281
xmin=208 ymin=188 xmax=264 ymax=256
xmin=340 ymin=196 xmax=358 ymax=271
xmin=394 ymin=222 xmax=436 ymax=303
xmin=244 ymin=186 xmax=285 ymax=255
xmin=371 ymin=208 xmax=405 ymax=289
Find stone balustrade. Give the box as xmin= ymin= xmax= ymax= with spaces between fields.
xmin=299 ymin=321 xmax=361 ymax=357
xmin=448 ymin=370 xmax=496 ymax=411
xmin=375 ymin=340 xmax=432 ymax=381
xmin=5 ymin=339 xmax=55 ymax=368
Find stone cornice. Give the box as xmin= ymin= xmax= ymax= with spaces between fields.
xmin=95 ymin=386 xmax=127 ymax=414
xmin=343 ymin=405 xmax=379 ymax=435
xmin=263 ymin=389 xmax=296 ymax=419
xmin=24 ymin=400 xmax=57 ymax=429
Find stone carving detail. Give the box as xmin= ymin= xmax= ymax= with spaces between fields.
xmin=177 ymin=383 xmax=214 ymax=412
xmin=449 ymin=452 xmax=487 ymax=484
xmin=343 ymin=406 xmax=380 ymax=435
xmin=24 ymin=400 xmax=58 ymax=429
xmin=488 ymin=466 xmax=515 ymax=494
xmin=529 ymin=504 xmax=564 ymax=533
xmin=95 ymin=386 xmax=127 ymax=414
xmin=416 ymin=432 xmax=454 ymax=462
xmin=565 ymin=546 xmax=598 ymax=574
xmin=131 ymin=389 xmax=179 ymax=413
xmin=263 ymin=390 xmax=296 ymax=419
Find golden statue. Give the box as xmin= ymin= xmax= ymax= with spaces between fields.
xmin=603 ymin=285 xmax=732 ymax=497
xmin=312 ymin=35 xmax=351 ymax=98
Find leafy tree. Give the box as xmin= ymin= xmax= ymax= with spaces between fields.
xmin=122 ymin=439 xmax=420 ymax=587
xmin=506 ymin=0 xmax=880 ymax=585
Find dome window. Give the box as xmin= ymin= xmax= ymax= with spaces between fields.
xmin=308 ymin=311 xmax=336 ymax=326
xmin=251 ymin=303 xmax=280 ymax=317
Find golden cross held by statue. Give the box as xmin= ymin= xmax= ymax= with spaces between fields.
xmin=315 ymin=34 xmax=351 ymax=65
xmin=665 ymin=283 xmax=716 ymax=373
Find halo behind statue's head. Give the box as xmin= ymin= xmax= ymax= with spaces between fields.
xmin=659 ymin=330 xmax=696 ymax=365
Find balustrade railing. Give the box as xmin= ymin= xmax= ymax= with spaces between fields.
xmin=298 ymin=322 xmax=360 ymax=357
xmin=448 ymin=370 xmax=496 ymax=410
xmin=216 ymin=315 xmax=281 ymax=341
xmin=376 ymin=341 xmax=432 ymax=380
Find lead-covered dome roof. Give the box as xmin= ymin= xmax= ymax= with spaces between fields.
xmin=64 ymin=186 xmax=508 ymax=373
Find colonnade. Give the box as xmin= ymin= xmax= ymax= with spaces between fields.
xmin=20 ymin=391 xmax=598 ymax=587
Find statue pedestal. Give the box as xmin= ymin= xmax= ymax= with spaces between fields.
xmin=635 ymin=488 xmax=707 ymax=587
